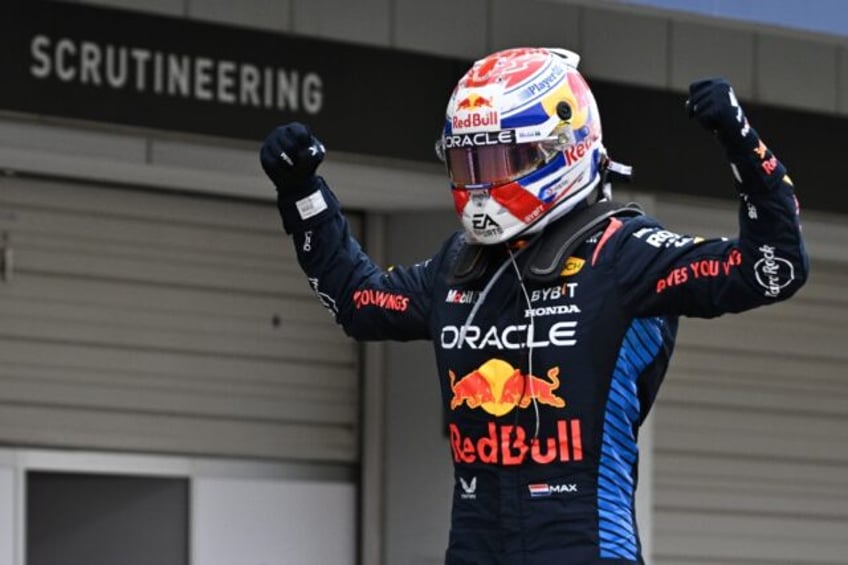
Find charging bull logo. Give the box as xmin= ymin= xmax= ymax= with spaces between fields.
xmin=448 ymin=359 xmax=581 ymax=466
xmin=455 ymin=94 xmax=494 ymax=110
xmin=449 ymin=359 xmax=565 ymax=417
xmin=452 ymin=92 xmax=500 ymax=132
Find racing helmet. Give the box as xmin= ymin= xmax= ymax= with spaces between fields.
xmin=436 ymin=47 xmax=606 ymax=245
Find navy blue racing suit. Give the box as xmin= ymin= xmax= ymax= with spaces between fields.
xmin=276 ymin=142 xmax=808 ymax=564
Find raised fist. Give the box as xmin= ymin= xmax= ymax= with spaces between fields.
xmin=686 ymin=78 xmax=750 ymax=144
xmin=260 ymin=122 xmax=326 ymax=194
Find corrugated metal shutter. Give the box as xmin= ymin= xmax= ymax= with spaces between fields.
xmin=0 ymin=176 xmax=358 ymax=462
xmin=652 ymin=199 xmax=848 ymax=564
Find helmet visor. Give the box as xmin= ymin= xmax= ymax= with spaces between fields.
xmin=445 ymin=142 xmax=549 ymax=188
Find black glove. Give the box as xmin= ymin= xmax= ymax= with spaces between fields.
xmin=260 ymin=122 xmax=326 ymax=197
xmin=686 ymin=78 xmax=750 ymax=150
xmin=687 ymin=78 xmax=787 ymax=191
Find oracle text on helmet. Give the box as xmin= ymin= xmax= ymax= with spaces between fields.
xmin=444 ymin=130 xmax=516 ymax=148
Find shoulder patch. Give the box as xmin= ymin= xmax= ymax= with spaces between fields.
xmin=560 ymin=256 xmax=585 ymax=277
xmin=591 ymin=218 xmax=624 ymax=266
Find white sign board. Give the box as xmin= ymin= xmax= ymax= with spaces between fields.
xmin=193 ymin=477 xmax=355 ymax=565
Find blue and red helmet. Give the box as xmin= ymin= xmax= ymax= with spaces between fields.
xmin=436 ymin=48 xmax=605 ymax=244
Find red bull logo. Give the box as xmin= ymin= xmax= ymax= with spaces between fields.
xmin=448 ymin=360 xmax=581 ymax=466
xmin=563 ymin=133 xmax=599 ymax=167
xmin=452 ymin=92 xmax=500 ymax=132
xmin=452 ymin=111 xmax=499 ymax=131
xmin=754 ymin=139 xmax=769 ymax=159
xmin=449 ymin=419 xmax=583 ymax=465
xmin=567 ymin=71 xmax=591 ymax=112
xmin=449 ymin=359 xmax=565 ymax=417
xmin=456 ymin=94 xmax=494 ymax=110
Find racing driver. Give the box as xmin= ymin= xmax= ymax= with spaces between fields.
xmin=260 ymin=48 xmax=809 ymax=565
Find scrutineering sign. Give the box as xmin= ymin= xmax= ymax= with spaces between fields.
xmin=0 ymin=0 xmax=464 ymax=161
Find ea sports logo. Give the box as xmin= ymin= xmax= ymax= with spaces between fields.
xmin=471 ymin=214 xmax=499 ymax=230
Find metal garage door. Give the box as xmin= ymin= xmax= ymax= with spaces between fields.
xmin=0 ymin=176 xmax=359 ymax=462
xmin=652 ymin=199 xmax=848 ymax=564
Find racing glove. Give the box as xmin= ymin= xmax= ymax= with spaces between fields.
xmin=260 ymin=122 xmax=337 ymax=233
xmin=687 ymin=78 xmax=786 ymax=192
xmin=260 ymin=122 xmax=326 ymax=195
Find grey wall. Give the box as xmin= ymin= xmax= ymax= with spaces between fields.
xmin=383 ymin=210 xmax=456 ymax=565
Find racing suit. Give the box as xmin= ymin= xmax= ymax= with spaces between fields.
xmin=276 ymin=140 xmax=808 ymax=564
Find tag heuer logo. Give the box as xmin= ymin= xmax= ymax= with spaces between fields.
xmin=560 ymin=256 xmax=585 ymax=277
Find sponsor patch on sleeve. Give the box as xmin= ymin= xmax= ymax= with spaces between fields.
xmin=754 ymin=244 xmax=795 ymax=298
xmin=296 ymin=190 xmax=328 ymax=220
xmin=632 ymin=227 xmax=703 ymax=249
xmin=352 ymin=289 xmax=410 ymax=312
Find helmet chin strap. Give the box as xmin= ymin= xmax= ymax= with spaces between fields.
xmin=598 ymin=156 xmax=634 ymax=201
